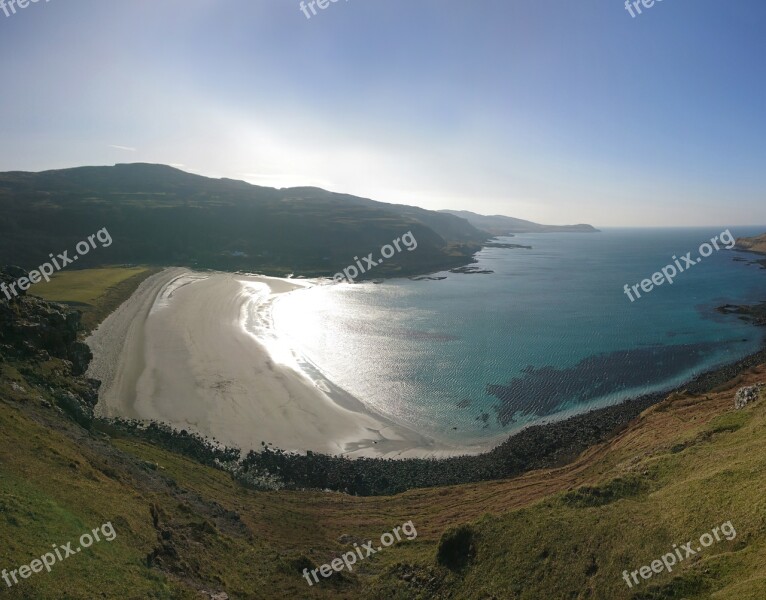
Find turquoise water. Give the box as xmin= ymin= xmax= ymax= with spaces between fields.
xmin=269 ymin=227 xmax=766 ymax=449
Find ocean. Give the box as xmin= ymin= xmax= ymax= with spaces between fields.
xmin=253 ymin=227 xmax=766 ymax=450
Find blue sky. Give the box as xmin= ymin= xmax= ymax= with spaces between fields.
xmin=1 ymin=0 xmax=765 ymax=226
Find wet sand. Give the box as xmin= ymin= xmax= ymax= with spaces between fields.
xmin=86 ymin=268 xmax=460 ymax=458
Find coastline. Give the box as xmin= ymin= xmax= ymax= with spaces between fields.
xmin=86 ymin=267 xmax=465 ymax=459
xmin=476 ymin=295 xmax=766 ymax=474
xmin=85 ymin=262 xmax=766 ymax=475
xmin=125 ymin=319 xmax=766 ymax=496
xmin=484 ymin=332 xmax=766 ymax=474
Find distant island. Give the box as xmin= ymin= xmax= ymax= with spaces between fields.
xmin=440 ymin=209 xmax=599 ymax=235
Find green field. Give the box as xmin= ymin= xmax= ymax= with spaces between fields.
xmin=30 ymin=266 xmax=157 ymax=331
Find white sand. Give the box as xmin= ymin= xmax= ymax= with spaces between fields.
xmin=87 ymin=268 xmax=456 ymax=458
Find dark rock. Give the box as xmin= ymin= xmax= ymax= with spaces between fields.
xmin=0 ymin=265 xmax=99 ymax=429
xmin=0 ymin=266 xmax=29 ymax=297
xmin=68 ymin=341 xmax=93 ymax=376
xmin=484 ymin=242 xmax=532 ymax=249
xmin=0 ymin=265 xmax=89 ymax=372
xmin=54 ymin=391 xmax=91 ymax=427
xmin=449 ymin=265 xmax=494 ymax=274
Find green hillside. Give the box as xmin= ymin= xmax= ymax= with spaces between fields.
xmin=0 ymin=164 xmax=487 ymax=279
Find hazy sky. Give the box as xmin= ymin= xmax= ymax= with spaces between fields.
xmin=1 ymin=0 xmax=765 ymax=226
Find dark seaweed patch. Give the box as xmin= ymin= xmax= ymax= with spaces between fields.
xmin=488 ymin=343 xmax=716 ymax=426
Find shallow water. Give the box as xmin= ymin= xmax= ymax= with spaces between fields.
xmin=252 ymin=227 xmax=766 ymax=448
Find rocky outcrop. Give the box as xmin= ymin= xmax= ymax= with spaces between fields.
xmin=0 ymin=265 xmax=98 ymax=425
xmin=53 ymin=387 xmax=100 ymax=428
xmin=0 ymin=266 xmax=92 ymax=374
xmin=735 ymin=384 xmax=764 ymax=410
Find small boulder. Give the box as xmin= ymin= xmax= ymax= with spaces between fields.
xmin=735 ymin=384 xmax=764 ymax=410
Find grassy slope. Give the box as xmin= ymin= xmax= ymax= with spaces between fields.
xmin=30 ymin=266 xmax=158 ymax=331
xmin=2 ymin=269 xmax=766 ymax=599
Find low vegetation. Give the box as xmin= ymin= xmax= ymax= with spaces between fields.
xmin=30 ymin=266 xmax=157 ymax=331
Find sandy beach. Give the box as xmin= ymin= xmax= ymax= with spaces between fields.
xmin=86 ymin=268 xmax=456 ymax=458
